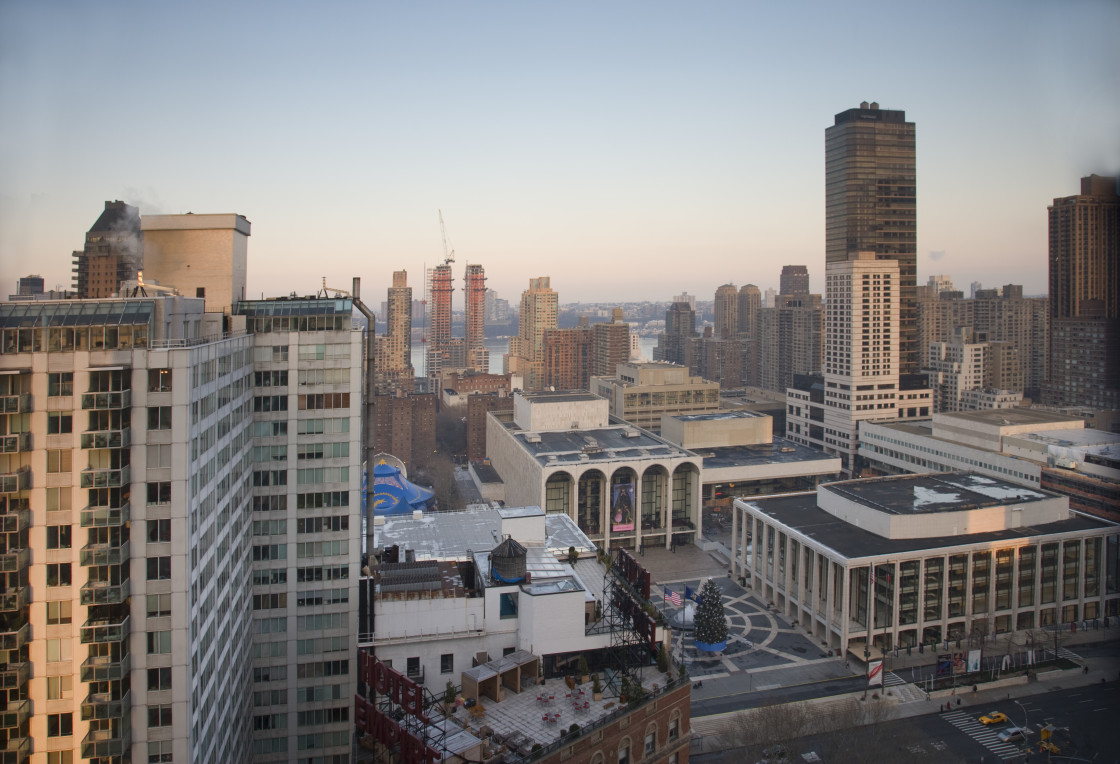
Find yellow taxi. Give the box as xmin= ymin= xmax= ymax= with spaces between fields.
xmin=979 ymin=711 xmax=1008 ymax=725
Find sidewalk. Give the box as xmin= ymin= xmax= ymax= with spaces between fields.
xmin=691 ymin=645 xmax=1120 ymax=752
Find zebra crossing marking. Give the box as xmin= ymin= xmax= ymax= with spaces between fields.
xmin=942 ymin=710 xmax=1024 ymax=760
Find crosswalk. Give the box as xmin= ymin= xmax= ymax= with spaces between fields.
xmin=942 ymin=709 xmax=1024 ymax=760
xmin=1057 ymin=647 xmax=1082 ymax=662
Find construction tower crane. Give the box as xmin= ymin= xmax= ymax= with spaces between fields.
xmin=439 ymin=209 xmax=455 ymax=266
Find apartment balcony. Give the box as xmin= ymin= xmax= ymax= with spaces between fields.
xmin=80 ymin=688 xmax=131 ymax=721
xmin=82 ymin=726 xmax=132 ymax=760
xmin=0 ymin=394 xmax=32 ymax=415
xmin=80 ymin=390 xmax=130 ymax=410
xmin=79 ymin=579 xmax=130 ymax=606
xmin=0 ymin=548 xmax=29 ymax=574
xmin=0 ymin=623 xmax=29 ymax=652
xmin=80 ymin=502 xmax=129 ymax=528
xmin=0 ymin=433 xmax=30 ymax=455
xmin=0 ymin=737 xmax=30 ymax=764
xmin=80 ymin=614 xmax=131 ymax=644
xmin=80 ymin=539 xmax=130 ymax=568
xmin=0 ymin=509 xmax=30 ymax=534
xmin=0 ymin=469 xmax=30 ymax=495
xmin=0 ymin=698 xmax=30 ymax=729
xmin=81 ymin=651 xmax=131 ymax=683
xmin=80 ymin=428 xmax=131 ymax=450
xmin=0 ymin=661 xmax=29 ymax=691
xmin=79 ymin=464 xmax=129 ymax=489
xmin=0 ymin=586 xmax=29 ymax=613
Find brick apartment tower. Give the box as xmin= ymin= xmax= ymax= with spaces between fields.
xmin=1042 ymin=174 xmax=1120 ymax=409
xmin=375 ymin=270 xmax=413 ymax=393
xmin=713 ymin=284 xmax=738 ymax=339
xmin=826 ymin=102 xmax=918 ymax=374
xmin=464 ymin=264 xmax=488 ymax=373
xmin=426 ymin=264 xmax=454 ymax=380
xmin=71 ymin=201 xmax=142 ymax=298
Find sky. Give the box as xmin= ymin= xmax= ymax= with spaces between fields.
xmin=2 ymin=0 xmax=1118 ymax=308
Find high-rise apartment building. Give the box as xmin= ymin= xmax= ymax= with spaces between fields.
xmin=826 ymin=102 xmax=918 ymax=373
xmin=924 ymin=328 xmax=1022 ymax=413
xmin=591 ymin=309 xmax=631 ymax=379
xmin=1043 ymin=175 xmax=1120 ymax=411
xmin=713 ymin=284 xmax=738 ymax=340
xmin=758 ymin=293 xmax=823 ymax=394
xmin=655 ymin=302 xmax=697 ymax=368
xmin=141 ymin=213 xmax=251 ymax=315
xmin=737 ymin=285 xmax=762 ymax=387
xmin=425 ymin=264 xmax=454 ymax=381
xmin=463 ymin=264 xmax=488 ymax=373
xmin=375 ymin=270 xmax=413 ymax=394
xmin=507 ymin=277 xmax=558 ymax=391
xmin=372 ymin=393 xmax=437 ymax=471
xmin=779 ymin=266 xmax=810 ymax=296
xmin=786 ymin=254 xmax=931 ymax=473
xmin=234 ymin=297 xmax=363 ymax=764
xmin=1 ymin=295 xmax=258 ymax=764
xmin=542 ymin=325 xmax=593 ymax=391
xmin=71 ymin=201 xmax=143 ymax=299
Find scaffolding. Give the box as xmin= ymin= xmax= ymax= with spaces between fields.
xmin=599 ymin=547 xmax=658 ymax=696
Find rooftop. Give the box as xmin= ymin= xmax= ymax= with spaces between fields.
xmin=936 ymin=408 xmax=1083 ymax=428
xmin=1011 ymin=428 xmax=1120 ymax=450
xmin=0 ymin=299 xmax=156 ymax=327
xmin=675 ymin=410 xmax=765 ymax=422
xmin=698 ymin=437 xmax=841 ymax=471
xmin=824 ymin=473 xmax=1052 ymax=516
xmin=507 ymin=425 xmax=692 ymax=467
xmin=742 ymin=491 xmax=1110 ymax=560
xmin=470 ymin=461 xmax=503 ymax=484
xmin=373 ymin=506 xmax=596 ymax=561
xmin=518 ymin=391 xmax=602 ymax=404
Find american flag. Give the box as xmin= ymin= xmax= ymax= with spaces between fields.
xmin=665 ymin=587 xmax=682 ymax=607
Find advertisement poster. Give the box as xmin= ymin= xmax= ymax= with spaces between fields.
xmin=936 ymin=654 xmax=953 ymax=676
xmin=952 ymin=652 xmax=966 ymax=674
xmin=967 ymin=649 xmax=981 ymax=673
xmin=612 ymin=482 xmax=635 ymax=532
xmin=868 ymin=659 xmax=883 ymax=687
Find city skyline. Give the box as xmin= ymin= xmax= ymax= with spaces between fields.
xmin=2 ymin=1 xmax=1118 ymax=303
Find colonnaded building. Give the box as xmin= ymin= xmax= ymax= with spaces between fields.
xmin=730 ymin=472 xmax=1119 ymax=659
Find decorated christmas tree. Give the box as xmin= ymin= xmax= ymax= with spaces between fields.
xmin=692 ymin=578 xmax=728 ymax=650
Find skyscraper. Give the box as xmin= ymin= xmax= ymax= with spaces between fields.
xmin=71 ymin=201 xmax=143 ymax=299
xmin=655 ymin=301 xmax=697 ymax=368
xmin=713 ymin=284 xmax=739 ymax=339
xmin=464 ymin=264 xmax=488 ymax=373
xmin=592 ymin=308 xmax=631 ymax=379
xmin=1043 ymin=175 xmax=1120 ymax=409
xmin=375 ymin=270 xmax=413 ymax=393
xmin=737 ymin=284 xmax=762 ymax=387
xmin=508 ymin=277 xmax=558 ymax=390
xmin=426 ymin=263 xmax=453 ymax=380
xmin=779 ymin=265 xmax=810 ymax=296
xmin=826 ymin=102 xmax=918 ymax=373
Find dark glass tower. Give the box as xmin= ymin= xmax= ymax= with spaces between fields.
xmin=826 ymin=102 xmax=917 ymax=372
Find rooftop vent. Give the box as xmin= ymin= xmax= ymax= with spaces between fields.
xmin=523 ymin=432 xmax=541 ymax=443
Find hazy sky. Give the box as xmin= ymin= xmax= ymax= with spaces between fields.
xmin=2 ymin=1 xmax=1118 ymax=308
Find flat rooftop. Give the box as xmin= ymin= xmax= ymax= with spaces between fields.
xmin=699 ymin=437 xmax=840 ymax=472
xmin=824 ymin=473 xmax=1053 ymax=515
xmin=470 ymin=461 xmax=503 ymax=484
xmin=743 ymin=492 xmax=1110 ymax=560
xmin=675 ymin=410 xmax=765 ymax=422
xmin=936 ymin=408 xmax=1083 ymax=428
xmin=1011 ymin=428 xmax=1120 ymax=449
xmin=373 ymin=507 xmax=596 ymax=560
xmin=507 ymin=425 xmax=692 ymax=466
xmin=517 ymin=391 xmax=602 ymax=404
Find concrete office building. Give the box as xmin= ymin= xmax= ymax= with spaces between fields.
xmin=141 ymin=214 xmax=251 ymax=315
xmin=0 ymin=295 xmax=256 ymax=764
xmin=233 ymin=297 xmax=363 ymax=764
xmin=591 ymin=362 xmax=720 ymax=434
xmin=826 ymin=103 xmax=918 ymax=373
xmin=730 ymin=472 xmax=1120 ymax=659
xmin=71 ymin=202 xmax=143 ymax=300
xmin=786 ymin=253 xmax=931 ymax=474
xmin=779 ymin=266 xmax=810 ymax=297
xmin=858 ymin=408 xmax=1120 ymax=523
xmin=374 ymin=270 xmax=413 ymax=395
xmin=485 ymin=391 xmax=703 ymax=550
xmin=924 ymin=328 xmax=1022 ymax=413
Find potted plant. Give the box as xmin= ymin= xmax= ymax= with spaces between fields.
xmin=578 ymin=655 xmax=590 ymax=684
xmin=592 ymin=673 xmax=603 ymax=701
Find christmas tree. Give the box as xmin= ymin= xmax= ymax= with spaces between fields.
xmin=692 ymin=578 xmax=728 ymax=649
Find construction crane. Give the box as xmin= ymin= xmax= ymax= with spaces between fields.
xmin=439 ymin=209 xmax=455 ymax=266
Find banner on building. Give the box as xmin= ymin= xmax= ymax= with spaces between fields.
xmin=612 ymin=482 xmax=635 ymax=532
xmin=936 ymin=654 xmax=953 ymax=676
xmin=868 ymin=659 xmax=883 ymax=687
xmin=967 ymin=649 xmax=981 ymax=673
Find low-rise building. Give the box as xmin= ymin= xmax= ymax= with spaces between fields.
xmin=730 ymin=472 xmax=1120 ymax=659
xmin=591 ymin=362 xmax=719 ymax=434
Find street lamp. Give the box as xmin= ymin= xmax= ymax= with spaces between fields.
xmin=1013 ymin=699 xmax=1031 ymax=745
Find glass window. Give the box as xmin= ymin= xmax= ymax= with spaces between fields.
xmin=148 ymin=519 xmax=171 ymax=543
xmin=148 ymin=368 xmax=173 ymax=392
xmin=46 ymin=525 xmax=72 ymax=549
xmin=148 ymin=667 xmax=173 ymax=691
xmin=147 ymin=557 xmax=172 ymax=581
xmin=148 ymin=406 xmax=172 ymax=430
xmin=46 ymin=675 xmax=73 ymax=700
xmin=47 ymin=372 xmax=73 ymax=397
xmin=46 ymin=600 xmax=72 ymax=625
xmin=441 ymin=654 xmax=454 ymax=674
xmin=47 ymin=563 xmax=72 ymax=587
xmin=47 ymin=713 xmax=73 ymax=737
